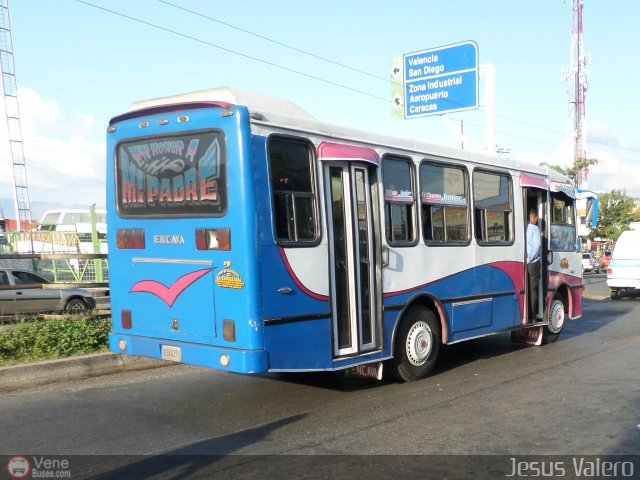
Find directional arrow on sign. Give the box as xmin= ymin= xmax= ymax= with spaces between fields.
xmin=391 ymin=61 xmax=401 ymax=79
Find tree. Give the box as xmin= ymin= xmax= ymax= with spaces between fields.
xmin=541 ymin=157 xmax=600 ymax=181
xmin=565 ymin=157 xmax=599 ymax=180
xmin=589 ymin=189 xmax=640 ymax=242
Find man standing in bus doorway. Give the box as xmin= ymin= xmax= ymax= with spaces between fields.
xmin=527 ymin=209 xmax=541 ymax=321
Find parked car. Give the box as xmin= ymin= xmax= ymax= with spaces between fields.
xmin=0 ymin=268 xmax=96 ymax=316
xmin=582 ymin=252 xmax=596 ymax=274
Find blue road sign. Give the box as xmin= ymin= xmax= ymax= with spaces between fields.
xmin=403 ymin=41 xmax=478 ymax=119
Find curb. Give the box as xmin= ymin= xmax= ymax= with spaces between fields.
xmin=0 ymin=352 xmax=174 ymax=393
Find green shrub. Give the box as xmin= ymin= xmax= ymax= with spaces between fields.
xmin=0 ymin=317 xmax=111 ymax=366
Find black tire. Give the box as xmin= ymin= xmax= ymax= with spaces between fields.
xmin=542 ymin=298 xmax=564 ymax=344
xmin=610 ymin=289 xmax=619 ymax=300
xmin=65 ymin=298 xmax=89 ymax=313
xmin=389 ymin=306 xmax=441 ymax=382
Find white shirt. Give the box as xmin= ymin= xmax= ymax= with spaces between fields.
xmin=527 ymin=222 xmax=541 ymax=264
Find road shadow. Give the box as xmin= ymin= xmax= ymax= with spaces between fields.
xmin=260 ymin=368 xmax=397 ymax=391
xmin=256 ymin=332 xmax=529 ymax=391
xmin=610 ymin=291 xmax=640 ymax=300
xmin=80 ymin=415 xmax=311 ymax=479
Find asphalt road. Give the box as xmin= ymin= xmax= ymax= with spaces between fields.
xmin=1 ymin=277 xmax=639 ymax=478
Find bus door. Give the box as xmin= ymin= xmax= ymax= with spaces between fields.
xmin=524 ymin=186 xmax=548 ymax=324
xmin=324 ymin=161 xmax=381 ymax=357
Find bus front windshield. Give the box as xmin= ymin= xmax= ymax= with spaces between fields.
xmin=115 ymin=130 xmax=227 ymax=217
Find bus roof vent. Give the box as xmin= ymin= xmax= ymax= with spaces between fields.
xmin=130 ymin=86 xmax=316 ymax=122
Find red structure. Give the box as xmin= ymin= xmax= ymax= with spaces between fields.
xmin=570 ymin=0 xmax=589 ymax=187
xmin=0 ymin=218 xmax=37 ymax=232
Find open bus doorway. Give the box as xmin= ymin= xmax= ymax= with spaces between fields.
xmin=525 ymin=190 xmax=547 ymax=325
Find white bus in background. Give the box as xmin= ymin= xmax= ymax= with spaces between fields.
xmin=38 ymin=209 xmax=107 ymax=236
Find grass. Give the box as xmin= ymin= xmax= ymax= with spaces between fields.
xmin=0 ymin=317 xmax=111 ymax=367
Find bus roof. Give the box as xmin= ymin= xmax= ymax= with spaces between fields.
xmin=123 ymin=86 xmax=572 ymax=183
xmin=130 ymin=86 xmax=316 ymax=122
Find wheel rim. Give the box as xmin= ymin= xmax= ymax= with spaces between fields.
xmin=406 ymin=321 xmax=433 ymax=366
xmin=69 ymin=301 xmax=83 ymax=311
xmin=548 ymin=300 xmax=565 ymax=334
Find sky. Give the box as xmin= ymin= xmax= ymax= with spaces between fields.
xmin=1 ymin=0 xmax=639 ymax=221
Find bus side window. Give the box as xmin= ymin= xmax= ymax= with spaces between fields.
xmin=473 ymin=170 xmax=513 ymax=244
xmin=268 ymin=136 xmax=319 ymax=245
xmin=382 ymin=155 xmax=416 ymax=246
xmin=419 ymin=161 xmax=469 ymax=244
xmin=550 ymin=192 xmax=576 ymax=251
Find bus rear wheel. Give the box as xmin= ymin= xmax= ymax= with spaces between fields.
xmin=542 ymin=298 xmax=564 ymax=344
xmin=390 ymin=306 xmax=441 ymax=382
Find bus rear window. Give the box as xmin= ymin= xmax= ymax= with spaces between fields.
xmin=116 ymin=131 xmax=227 ymax=216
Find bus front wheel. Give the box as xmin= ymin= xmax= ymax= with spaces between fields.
xmin=542 ymin=298 xmax=565 ymax=344
xmin=390 ymin=306 xmax=441 ymax=382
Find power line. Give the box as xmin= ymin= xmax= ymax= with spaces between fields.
xmin=27 ymin=159 xmax=106 ymax=185
xmin=73 ymin=0 xmax=640 ymax=159
xmin=72 ymin=0 xmax=391 ymax=105
xmin=157 ymin=0 xmax=396 ymax=87
xmin=156 ymin=1 xmax=640 ymax=157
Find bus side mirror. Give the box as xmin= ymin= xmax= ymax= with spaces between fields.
xmin=585 ymin=198 xmax=599 ymax=228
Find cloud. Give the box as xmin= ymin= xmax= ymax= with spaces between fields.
xmin=0 ymin=87 xmax=105 ymax=215
xmin=587 ymin=119 xmax=619 ymax=147
xmin=588 ymin=149 xmax=640 ymax=197
xmin=518 ymin=126 xmax=640 ymax=198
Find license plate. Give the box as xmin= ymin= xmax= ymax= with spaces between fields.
xmin=161 ymin=345 xmax=182 ymax=362
xmin=510 ymin=327 xmax=543 ymax=346
xmin=346 ymin=362 xmax=383 ymax=380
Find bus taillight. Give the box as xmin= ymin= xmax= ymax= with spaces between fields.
xmin=116 ymin=229 xmax=145 ymax=249
xmin=196 ymin=228 xmax=231 ymax=250
xmin=121 ymin=309 xmax=132 ymax=329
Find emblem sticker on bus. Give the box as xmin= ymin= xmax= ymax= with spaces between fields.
xmin=216 ymin=261 xmax=245 ymax=289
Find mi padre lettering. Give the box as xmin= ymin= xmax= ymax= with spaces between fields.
xmin=118 ymin=136 xmax=222 ymax=207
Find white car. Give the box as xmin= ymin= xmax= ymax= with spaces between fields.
xmin=582 ymin=252 xmax=595 ymax=274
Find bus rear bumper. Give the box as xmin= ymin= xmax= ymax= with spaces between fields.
xmin=109 ymin=333 xmax=268 ymax=374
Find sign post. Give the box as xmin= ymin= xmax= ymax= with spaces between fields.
xmin=403 ymin=41 xmax=479 ymax=119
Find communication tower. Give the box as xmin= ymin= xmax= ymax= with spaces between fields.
xmin=562 ymin=0 xmax=590 ymax=188
xmin=0 ymin=0 xmax=32 ymax=230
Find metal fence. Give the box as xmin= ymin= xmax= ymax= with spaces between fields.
xmin=0 ymin=230 xmax=108 ymax=284
xmin=0 ymin=230 xmax=107 ymax=254
xmin=0 ymin=253 xmax=109 ymax=285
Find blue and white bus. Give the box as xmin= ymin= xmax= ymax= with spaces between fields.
xmin=106 ymin=87 xmax=597 ymax=381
